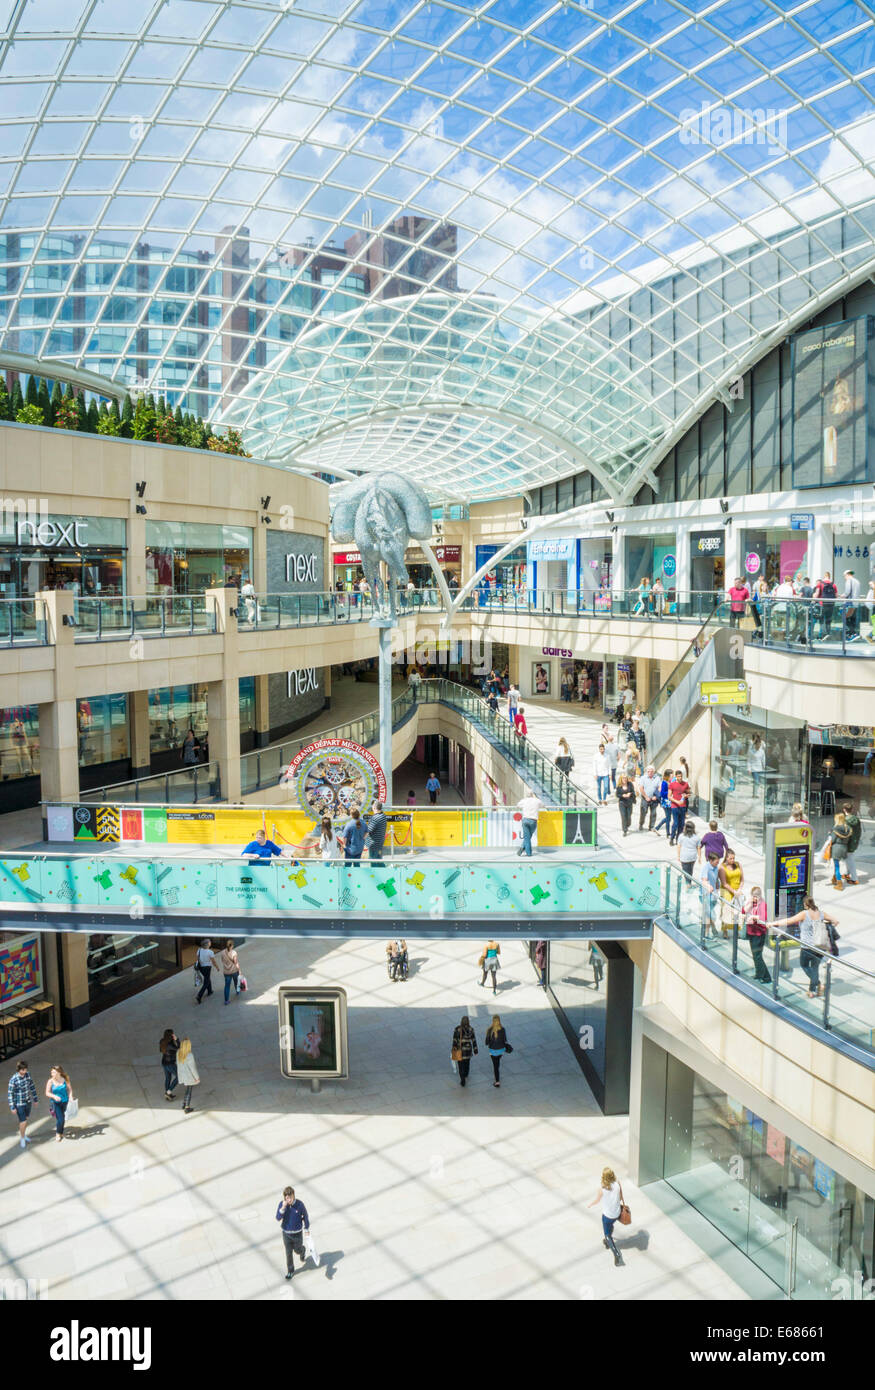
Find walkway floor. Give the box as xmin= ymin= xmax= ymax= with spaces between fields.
xmin=0 ymin=935 xmax=756 ymax=1302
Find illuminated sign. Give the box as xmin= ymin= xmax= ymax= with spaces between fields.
xmin=285 ymin=553 xmax=318 ymax=583
xmin=16 ymin=519 xmax=87 ymax=548
xmin=278 ymin=984 xmax=348 ymax=1081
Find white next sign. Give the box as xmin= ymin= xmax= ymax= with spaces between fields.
xmin=285 ymin=552 xmax=318 ymax=584
xmin=287 ymin=668 xmax=319 ymax=698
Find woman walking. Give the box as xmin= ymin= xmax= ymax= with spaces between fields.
xmin=588 ymin=1166 xmax=626 ymax=1266
xmin=176 ymin=1038 xmax=200 ymax=1114
xmin=484 ymin=1014 xmax=509 ymax=1088
xmin=677 ymin=821 xmax=698 ymax=882
xmin=718 ymin=848 xmax=745 ymax=935
xmin=160 ymin=1028 xmax=179 ymax=1100
xmin=743 ymin=887 xmax=771 ymax=983
xmin=479 ymin=939 xmax=501 ymax=993
xmin=825 ymin=811 xmax=851 ymax=890
xmin=220 ymin=939 xmax=241 ymax=1004
xmin=45 ymin=1065 xmax=74 ymax=1142
xmin=616 ymin=773 xmax=636 ymax=837
xmin=769 ymin=896 xmax=837 ymax=998
xmin=451 ymin=1015 xmax=478 ymax=1087
xmin=554 ymin=736 xmax=574 ymax=777
xmin=653 ymin=768 xmax=673 ymax=836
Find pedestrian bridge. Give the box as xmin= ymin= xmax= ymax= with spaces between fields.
xmin=0 ymin=850 xmax=660 ymax=938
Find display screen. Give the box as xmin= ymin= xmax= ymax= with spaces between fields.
xmin=792 ymin=318 xmax=869 ymax=488
xmin=773 ymin=842 xmax=810 ymax=916
xmin=290 ymin=1001 xmax=338 ymax=1072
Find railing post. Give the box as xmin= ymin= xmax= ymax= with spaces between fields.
xmin=731 ymin=917 xmax=739 ymax=974
xmin=161 ymin=600 xmax=166 ymax=636
xmin=822 ymin=957 xmax=832 ymax=1030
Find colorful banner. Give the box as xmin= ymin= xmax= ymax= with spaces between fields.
xmin=0 ymin=854 xmax=660 ymax=921
xmin=0 ymin=934 xmax=42 ymax=1007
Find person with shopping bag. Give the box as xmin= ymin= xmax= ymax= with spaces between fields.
xmin=176 ymin=1038 xmax=200 ymax=1114
xmin=485 ymin=1014 xmax=512 ymax=1088
xmin=451 ymin=1015 xmax=478 ymax=1087
xmin=219 ymin=939 xmax=241 ymax=1004
xmin=44 ymin=1064 xmax=75 ymax=1142
xmin=588 ymin=1165 xmax=630 ymax=1267
xmin=478 ymin=939 xmax=501 ymax=993
xmin=276 ymin=1185 xmax=311 ymax=1280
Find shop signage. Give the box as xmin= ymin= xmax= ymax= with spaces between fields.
xmin=16 ymin=519 xmax=87 ymax=548
xmin=744 ymin=552 xmax=760 ymax=574
xmin=433 ymin=545 xmax=461 ymax=562
xmin=618 ymin=662 xmax=633 ymax=675
xmin=528 ymin=538 xmax=576 ymax=560
xmin=698 ymin=679 xmax=749 ymax=707
xmin=287 ymin=668 xmax=319 ymax=698
xmin=285 ymin=553 xmax=318 ymax=583
xmin=662 ymin=553 xmax=676 ymax=576
xmin=694 ymin=533 xmax=723 ymax=553
xmin=542 ymin=646 xmax=572 ymax=658
xmin=790 ymin=513 xmax=814 ymax=531
xmin=333 ymin=550 xmax=362 ymax=565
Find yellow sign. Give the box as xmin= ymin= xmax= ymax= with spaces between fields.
xmin=698 ymin=680 xmax=749 ymax=707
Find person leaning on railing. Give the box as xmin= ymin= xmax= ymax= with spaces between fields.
xmin=767 ymin=897 xmax=837 ymax=998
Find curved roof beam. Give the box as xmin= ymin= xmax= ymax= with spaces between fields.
xmin=0 ymin=353 xmax=128 ymax=401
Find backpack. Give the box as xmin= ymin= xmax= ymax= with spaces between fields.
xmin=821 ymin=582 xmax=837 ymax=599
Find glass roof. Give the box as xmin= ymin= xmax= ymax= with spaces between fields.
xmin=2 ymin=0 xmax=875 ymax=502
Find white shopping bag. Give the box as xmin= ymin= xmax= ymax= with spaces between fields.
xmin=66 ymin=1097 xmax=79 ymax=1121
xmin=303 ymin=1230 xmax=320 ymax=1266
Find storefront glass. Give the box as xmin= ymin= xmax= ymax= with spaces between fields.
xmin=625 ymin=533 xmax=676 ymax=592
xmin=87 ymin=932 xmax=180 ymax=1014
xmin=578 ymin=538 xmax=612 ymax=596
xmin=0 ymin=515 xmax=126 ymax=597
xmin=604 ymin=659 xmax=636 ymax=714
xmin=149 ymin=683 xmax=209 ymax=757
xmin=663 ymin=1058 xmax=875 ymax=1299
xmin=239 ymin=676 xmax=255 ymax=737
xmin=145 ymin=522 xmax=253 ymax=595
xmin=690 ymin=530 xmax=725 ymax=594
xmin=547 ymin=939 xmax=607 ymax=1079
xmin=0 ymin=695 xmax=129 ymax=781
xmin=742 ymin=529 xmax=809 ymax=588
xmin=832 ymin=531 xmax=874 ymax=591
xmin=710 ymin=707 xmax=808 ymax=851
xmin=559 ymin=658 xmax=603 ymax=707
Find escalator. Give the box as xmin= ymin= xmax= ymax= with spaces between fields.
xmin=646 ymin=602 xmax=741 ymax=768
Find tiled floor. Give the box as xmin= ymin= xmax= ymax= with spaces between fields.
xmin=0 ymin=935 xmax=752 ymax=1301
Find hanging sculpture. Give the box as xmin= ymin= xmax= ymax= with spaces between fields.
xmin=331 ymin=473 xmax=433 ymax=621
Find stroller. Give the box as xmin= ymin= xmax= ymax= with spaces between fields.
xmin=386 ymin=939 xmax=409 ymax=982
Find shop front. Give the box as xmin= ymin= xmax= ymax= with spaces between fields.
xmin=0 ymin=695 xmax=131 ymax=814
xmin=604 ymin=659 xmax=636 ymax=715
xmin=625 ymin=532 xmax=677 ymax=598
xmin=87 ymin=933 xmax=184 ymax=1016
xmin=711 ymin=706 xmax=808 ymax=852
xmin=333 ymin=548 xmax=364 ymax=590
xmin=145 ymin=521 xmax=253 ymax=595
xmin=578 ymin=537 xmax=613 ymax=602
xmin=742 ymin=527 xmax=810 ymax=588
xmin=527 ymin=537 xmax=578 ymax=601
xmin=832 ymin=530 xmax=875 ymax=591
xmin=690 ymin=530 xmax=725 ymax=595
xmin=474 ymin=543 xmax=527 ymax=601
xmin=0 ymin=514 xmax=126 ymax=597
xmin=406 ymin=543 xmax=461 ymax=589
xmin=0 ymin=929 xmax=59 ymax=1058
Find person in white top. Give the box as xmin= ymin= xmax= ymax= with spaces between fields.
xmin=516 ymin=791 xmax=542 ymax=857
xmin=747 ymin=735 xmax=766 ymax=789
xmin=592 ymin=744 xmax=611 ymax=805
xmin=195 ymin=938 xmax=219 ymax=1004
xmin=317 ymin=816 xmax=344 ymax=862
xmin=842 ymin=569 xmax=862 ymax=641
xmin=240 ymin=577 xmax=257 ymax=627
xmin=588 ymin=1165 xmax=625 ymax=1266
xmin=603 ymin=735 xmax=619 ymax=791
xmin=506 ymin=683 xmax=520 ymax=725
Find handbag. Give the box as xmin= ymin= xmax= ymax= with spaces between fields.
xmin=821 ymin=840 xmax=832 ymax=862
xmin=66 ymin=1097 xmax=79 ymax=1121
xmin=238 ymin=975 xmax=247 ymax=992
xmin=618 ymin=1183 xmax=631 ymax=1225
xmin=451 ymin=1043 xmax=463 ymax=1062
xmin=504 ymin=1042 xmax=514 ymax=1054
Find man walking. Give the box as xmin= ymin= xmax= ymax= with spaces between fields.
xmin=667 ymin=768 xmax=690 ymax=845
xmin=637 ymin=764 xmax=661 ymax=831
xmin=506 ymin=682 xmax=520 ymax=726
xmin=407 ymin=667 xmax=422 ymax=700
xmin=365 ymin=800 xmax=387 ymax=864
xmin=276 ymin=1185 xmax=311 ymax=1280
xmin=195 ymin=938 xmax=218 ymax=1004
xmin=517 ymin=789 xmax=543 ymax=857
xmin=8 ymin=1060 xmax=38 ymax=1149
xmin=841 ymin=569 xmax=861 ymax=641
xmin=425 ymin=771 xmax=441 ymax=804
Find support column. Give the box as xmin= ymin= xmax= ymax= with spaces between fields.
xmin=255 ymin=674 xmax=271 ymax=749
xmin=378 ymin=622 xmax=394 ymax=808
xmin=811 ymin=521 xmax=832 ymax=583
xmin=674 ymin=524 xmax=691 ymax=603
xmin=323 ymin=663 xmax=332 ymax=710
xmin=724 ymin=521 xmax=742 ymax=587
xmin=610 ymin=528 xmax=625 ymax=599
xmin=37 ymin=589 xmax=79 ymax=815
xmin=205 ymin=587 xmax=241 ymax=802
xmin=57 ymin=932 xmax=90 ymax=1032
xmin=129 ymin=688 xmax=151 ymax=780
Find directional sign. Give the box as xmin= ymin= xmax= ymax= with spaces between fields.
xmin=699 ymin=679 xmax=749 ymax=707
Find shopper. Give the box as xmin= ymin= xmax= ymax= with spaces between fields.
xmin=653 ymin=768 xmax=673 ymax=836
xmin=697 ymin=819 xmax=730 ymax=864
xmin=667 ymin=768 xmax=690 ymax=844
xmin=637 ymin=764 xmax=661 ymax=831
xmin=195 ymin=939 xmax=217 ymax=1003
xmin=747 ymin=735 xmax=766 ymax=790
xmin=842 ymin=801 xmax=861 ymax=884
xmin=616 ymin=773 xmax=636 ymax=837
xmin=652 ymin=575 xmax=666 ymax=619
xmin=592 ymin=743 xmax=611 ymax=805
xmin=677 ymin=822 xmax=699 ymax=882
xmin=44 ymin=1064 xmax=73 ymax=1142
xmin=506 ymin=683 xmax=520 ymax=726
xmin=425 ymin=771 xmax=441 ymax=804
xmin=406 ymin=789 xmax=416 ymax=807
xmin=181 ymin=727 xmax=199 ymax=769
xmin=8 ymin=1060 xmax=38 ymax=1148
xmin=743 ymin=887 xmax=771 ymax=982
xmin=701 ymin=853 xmax=721 ymax=935
xmin=727 ymin=576 xmax=750 ymax=629
xmin=629 ymin=716 xmax=647 ymax=758
xmin=534 ymin=939 xmax=548 ymax=988
xmin=825 ymin=811 xmax=851 ymax=890
xmin=604 ymin=734 xmax=619 ymax=791
xmin=365 ymin=800 xmax=388 ymax=864
xmin=220 ymin=939 xmax=241 ymax=1003
xmin=588 ymin=1166 xmax=626 ymax=1266
xmin=316 ymin=816 xmax=344 ymax=861
xmin=176 ymin=1038 xmax=200 ymax=1113
xmin=341 ymin=806 xmax=366 ymax=864
xmin=451 ymin=1015 xmax=478 ymax=1087
xmin=813 ymin=572 xmax=838 ymax=641
xmin=479 ymin=939 xmax=501 ymax=992
xmin=276 ymin=1185 xmax=311 ymax=1280
xmin=718 ymin=848 xmax=745 ymax=935
xmin=407 ymin=667 xmax=422 ymax=700
xmin=554 ymin=736 xmax=574 ymax=777
xmin=241 ymin=827 xmax=284 ymax=864
xmin=516 ymin=789 xmax=542 ymax=856
xmin=484 ymin=1015 xmax=509 ymax=1087
xmin=841 ymin=569 xmax=861 ymax=641
xmin=159 ymin=1028 xmax=180 ymax=1100
xmin=769 ymin=897 xmax=837 ymax=997
xmin=513 ymin=705 xmax=528 ymax=740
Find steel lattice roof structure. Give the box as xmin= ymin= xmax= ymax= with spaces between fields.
xmin=2 ymin=0 xmax=875 ymax=502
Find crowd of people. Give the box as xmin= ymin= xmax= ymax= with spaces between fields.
xmin=726 ymin=570 xmax=875 ymax=644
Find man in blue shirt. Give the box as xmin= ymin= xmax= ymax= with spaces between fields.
xmin=425 ymin=772 xmax=441 ymax=804
xmin=276 ymin=1185 xmax=310 ymax=1279
xmin=341 ymin=807 xmax=366 ymax=864
xmin=8 ymin=1061 xmax=38 ymax=1148
xmin=241 ymin=828 xmax=283 ymax=865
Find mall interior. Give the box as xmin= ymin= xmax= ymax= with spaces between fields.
xmin=0 ymin=0 xmax=874 ymax=1306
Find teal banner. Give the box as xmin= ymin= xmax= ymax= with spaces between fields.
xmin=0 ymin=855 xmax=664 ymax=919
